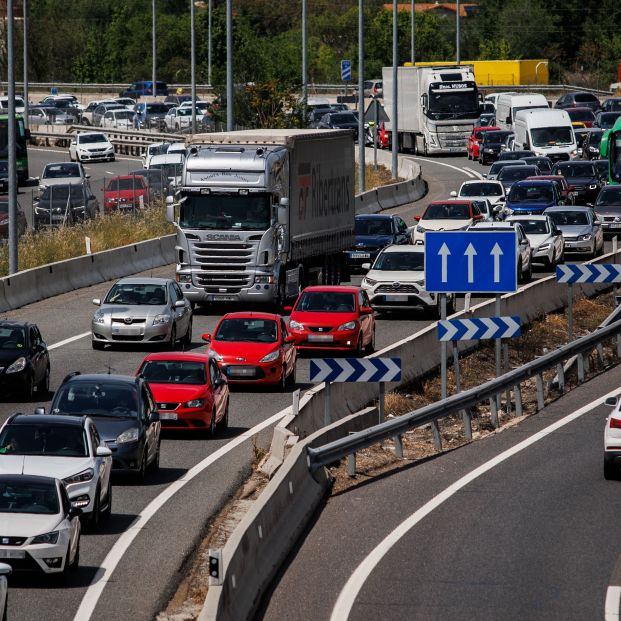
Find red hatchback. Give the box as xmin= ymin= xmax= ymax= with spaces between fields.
xmin=202 ymin=312 xmax=297 ymax=389
xmin=287 ymin=286 xmax=375 ymax=356
xmin=467 ymin=126 xmax=500 ymax=160
xmin=103 ymin=175 xmax=151 ymax=212
xmin=136 ymin=352 xmax=229 ymax=435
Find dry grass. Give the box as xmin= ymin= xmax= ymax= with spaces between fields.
xmin=356 ymin=163 xmax=398 ymax=194
xmin=0 ymin=205 xmax=174 ymax=276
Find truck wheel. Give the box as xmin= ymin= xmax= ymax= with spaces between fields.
xmin=423 ymin=138 xmax=429 ymax=156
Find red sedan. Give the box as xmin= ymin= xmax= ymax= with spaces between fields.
xmin=103 ymin=175 xmax=151 ymax=212
xmin=287 ymin=285 xmax=375 ymax=356
xmin=467 ymin=126 xmax=500 ymax=160
xmin=202 ymin=312 xmax=296 ymax=389
xmin=136 ymin=352 xmax=229 ymax=435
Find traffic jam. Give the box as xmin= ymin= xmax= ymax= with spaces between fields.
xmin=0 ymin=84 xmax=620 ymax=602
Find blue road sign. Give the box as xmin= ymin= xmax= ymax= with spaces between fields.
xmin=50 ymin=87 xmax=58 ymax=96
xmin=309 ymin=358 xmax=401 ymax=383
xmin=556 ymin=264 xmax=621 ymax=284
xmin=425 ymin=231 xmax=518 ymax=293
xmin=438 ymin=316 xmax=521 ymax=341
xmin=341 ymin=60 xmax=352 ymax=82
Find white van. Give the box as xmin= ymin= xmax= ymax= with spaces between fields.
xmin=513 ymin=109 xmax=577 ymax=162
xmin=496 ymin=93 xmax=549 ymax=130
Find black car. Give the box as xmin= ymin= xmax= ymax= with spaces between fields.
xmin=317 ymin=111 xmax=359 ymax=140
xmin=573 ymin=127 xmax=594 ymax=156
xmin=46 ymin=373 xmax=161 ymax=482
xmin=34 ymin=183 xmax=99 ymax=229
xmin=521 ymin=156 xmax=553 ymax=174
xmin=554 ymin=91 xmax=601 ymax=112
xmin=0 ymin=321 xmax=50 ymax=399
xmin=602 ymin=98 xmax=621 ymax=113
xmin=594 ymin=186 xmax=621 ymax=236
xmin=593 ymin=159 xmax=609 ymax=180
xmin=345 ymin=214 xmax=411 ymax=271
xmin=478 ymin=130 xmax=512 ymax=164
xmin=582 ymin=129 xmax=604 ymax=160
xmin=498 ymin=149 xmax=535 ymax=162
xmin=595 ymin=111 xmax=621 ymax=130
xmin=497 ymin=164 xmax=541 ymax=193
xmin=551 ymin=161 xmax=603 ymax=203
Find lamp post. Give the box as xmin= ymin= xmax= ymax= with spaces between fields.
xmin=456 ymin=0 xmax=460 ymax=64
xmin=302 ymin=0 xmax=307 ymax=110
xmin=391 ymin=0 xmax=398 ymax=178
xmin=358 ymin=0 xmax=365 ymax=192
xmin=152 ymin=0 xmax=157 ymax=99
xmin=226 ymin=0 xmax=233 ymax=131
xmin=208 ymin=0 xmax=212 ymax=86
xmin=23 ymin=0 xmax=28 ymax=130
xmin=411 ymin=0 xmax=415 ymax=65
xmin=7 ymin=0 xmax=17 ymax=274
xmin=190 ymin=0 xmax=196 ymax=133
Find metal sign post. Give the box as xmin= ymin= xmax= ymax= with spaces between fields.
xmin=495 ymin=294 xmax=502 ymax=407
xmin=567 ymin=283 xmax=574 ymax=342
xmin=341 ymin=59 xmax=351 ymax=100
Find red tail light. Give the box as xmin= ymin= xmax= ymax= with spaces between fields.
xmin=610 ymin=417 xmax=621 ymax=428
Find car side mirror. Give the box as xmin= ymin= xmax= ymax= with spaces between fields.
xmin=96 ymin=445 xmax=112 ymax=457
xmin=86 ymin=174 xmax=91 ymax=179
xmin=34 ymin=406 xmax=45 ymax=415
xmin=482 ymin=173 xmax=488 ymax=179
xmin=213 ymin=376 xmax=227 ymax=388
xmin=0 ymin=563 xmax=11 ymax=576
xmin=606 ymin=396 xmax=618 ymax=407
xmin=149 ymin=411 xmax=160 ymax=423
xmin=174 ymin=300 xmax=186 ymax=308
xmin=361 ymin=262 xmax=371 ymax=271
xmin=92 ymin=298 xmax=101 ymax=306
xmin=594 ymin=220 xmax=601 ymax=226
xmin=283 ymin=305 xmax=293 ymax=313
xmin=201 ymin=333 xmax=212 ymax=343
xmin=360 ymin=307 xmax=374 ymax=315
xmin=68 ymin=507 xmax=82 ymax=519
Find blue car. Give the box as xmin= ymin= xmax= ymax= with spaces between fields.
xmin=345 ymin=214 xmax=411 ymax=271
xmin=505 ymin=180 xmax=564 ymax=216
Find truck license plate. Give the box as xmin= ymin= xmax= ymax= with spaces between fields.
xmin=208 ymin=294 xmax=237 ymax=302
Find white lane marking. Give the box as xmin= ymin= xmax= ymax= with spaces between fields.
xmin=605 ymin=586 xmax=621 ymax=620
xmin=330 ymin=389 xmax=618 ymax=621
xmin=48 ymin=331 xmax=91 ymax=350
xmin=405 ymin=156 xmax=475 ymax=178
xmin=463 ymin=166 xmax=484 ymax=179
xmin=105 ymin=171 xmax=115 ymax=175
xmin=73 ymin=405 xmax=290 ymax=621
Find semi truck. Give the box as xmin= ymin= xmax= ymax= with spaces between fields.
xmin=166 ymin=129 xmax=355 ymax=307
xmin=382 ymin=65 xmax=480 ymax=155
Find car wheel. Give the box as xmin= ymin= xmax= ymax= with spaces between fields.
xmin=102 ymin=480 xmax=112 ymax=520
xmin=92 ymin=340 xmax=105 ymax=350
xmin=69 ymin=152 xmax=75 ymax=162
xmin=23 ymin=373 xmax=34 ymax=401
xmin=70 ymin=538 xmax=80 ymax=571
xmin=210 ymin=409 xmax=217 ymax=438
xmin=150 ymin=440 xmax=160 ymax=472
xmin=37 ymin=365 xmax=50 ymax=396
xmin=286 ymin=361 xmax=297 ymax=387
xmin=183 ymin=319 xmax=192 ymax=348
xmin=219 ymin=402 xmax=229 ymax=431
xmin=168 ymin=326 xmax=177 ymax=351
xmin=135 ymin=449 xmax=148 ymax=484
xmin=355 ymin=336 xmax=364 ymax=358
xmin=517 ymin=258 xmax=523 ymax=284
xmin=366 ymin=329 xmax=376 ymax=354
xmin=605 ymin=459 xmax=617 ymax=480
xmin=88 ymin=487 xmax=100 ymax=533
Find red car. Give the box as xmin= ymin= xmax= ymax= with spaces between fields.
xmin=526 ymin=175 xmax=575 ymax=205
xmin=202 ymin=312 xmax=296 ymax=389
xmin=467 ymin=126 xmax=500 ymax=160
xmin=287 ymin=285 xmax=375 ymax=356
xmin=103 ymin=175 xmax=151 ymax=212
xmin=567 ymin=107 xmax=596 ymax=128
xmin=136 ymin=352 xmax=229 ymax=434
xmin=0 ymin=196 xmax=27 ymax=238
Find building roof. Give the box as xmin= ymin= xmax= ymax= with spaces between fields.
xmin=385 ymin=3 xmax=478 ymax=18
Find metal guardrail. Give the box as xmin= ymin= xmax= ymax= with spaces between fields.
xmin=307 ymin=317 xmax=621 ymax=471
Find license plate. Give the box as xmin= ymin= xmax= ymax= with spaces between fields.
xmin=384 ymin=294 xmax=408 ymax=302
xmin=208 ymin=294 xmax=237 ymax=302
xmin=112 ymin=326 xmax=142 ymax=335
xmin=228 ymin=366 xmax=256 ymax=377
xmin=0 ymin=550 xmax=25 ymax=559
xmin=308 ymin=334 xmax=334 ymax=342
xmin=611 ymin=224 xmax=621 ymax=229
xmin=348 ymin=252 xmax=370 ymax=259
xmin=160 ymin=412 xmax=178 ymax=420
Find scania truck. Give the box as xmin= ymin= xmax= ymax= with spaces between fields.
xmin=382 ymin=65 xmax=480 ymax=155
xmin=166 ymin=129 xmax=355 ymax=307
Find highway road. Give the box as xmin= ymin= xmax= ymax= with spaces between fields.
xmin=0 ymin=145 xmax=599 ymax=620
xmin=260 ymin=362 xmax=621 ymax=621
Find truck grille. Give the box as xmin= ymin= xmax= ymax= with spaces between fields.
xmin=191 ymin=239 xmax=256 ymax=293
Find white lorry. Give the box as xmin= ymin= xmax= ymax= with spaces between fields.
xmin=167 ymin=129 xmax=355 ymax=307
xmin=513 ymin=109 xmax=577 ymax=163
xmin=495 ymin=93 xmax=549 ymax=131
xmin=382 ymin=65 xmax=480 ymax=155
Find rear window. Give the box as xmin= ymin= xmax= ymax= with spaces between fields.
xmin=424 ymin=203 xmax=471 ymax=220
xmin=568 ymin=109 xmax=595 ymax=122
xmin=575 ymin=93 xmax=599 ymax=103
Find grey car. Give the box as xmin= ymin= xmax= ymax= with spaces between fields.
xmin=91 ymin=277 xmax=193 ymax=350
xmin=543 ymin=206 xmax=604 ymax=258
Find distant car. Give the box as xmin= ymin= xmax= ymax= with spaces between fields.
xmin=363 ymin=79 xmax=383 ymax=99
xmin=164 ymin=106 xmax=193 ymax=131
xmin=34 ymin=182 xmax=99 ymax=228
xmin=484 ymin=159 xmax=527 ymax=181
xmin=594 ymin=186 xmax=621 ymax=236
xmin=544 ymin=206 xmax=604 ymax=258
xmin=0 ymin=414 xmax=113 ymax=529
xmin=604 ymin=396 xmax=621 ymax=478
xmin=478 ymin=113 xmax=496 ymax=128
xmin=0 ymin=474 xmax=81 ymax=574
xmin=128 ymin=169 xmax=166 ymax=199
xmin=79 ymin=99 xmax=118 ymax=125
xmin=137 ymin=352 xmax=229 ymax=435
xmin=521 ymin=156 xmax=553 ymax=174
xmin=345 ymin=214 xmax=411 ymax=271
xmin=142 ymin=141 xmax=170 ymax=168
xmin=134 ymin=102 xmax=170 ymax=129
xmin=316 ymin=112 xmax=359 ymax=140
xmin=602 ymin=98 xmax=621 ymax=113
xmin=103 ymin=175 xmax=151 ymax=212
xmin=497 ymin=164 xmax=541 ymax=193
xmin=40 ymin=162 xmax=88 ymax=190
xmin=360 ymin=245 xmax=455 ymax=316
xmin=582 ymin=129 xmax=604 ymax=160
xmin=164 ymin=94 xmax=192 ymax=106
xmin=505 ymin=179 xmax=564 ymax=216
xmin=413 ymin=200 xmax=483 ymax=244
xmin=202 ymin=312 xmax=297 ymax=389
xmin=498 ymin=150 xmax=535 ymax=161
xmin=567 ymin=107 xmax=596 ymax=128
xmin=0 ymin=95 xmax=25 ymax=113
xmin=69 ymin=132 xmax=114 ymax=163
xmin=551 ymin=160 xmax=603 ymax=203
xmin=506 ymin=214 xmax=564 ymax=268
xmin=555 ymin=92 xmax=601 ymax=112
xmin=467 ymin=126 xmax=500 ymax=160
xmin=100 ymin=108 xmax=135 ymax=130
xmin=595 ymin=111 xmax=621 ymax=130
xmin=0 ymin=195 xmax=27 ymax=238
xmin=120 ymin=80 xmax=168 ymax=99
xmin=147 ymin=153 xmax=184 ymax=194
xmin=92 ymin=103 xmax=126 ymax=127
xmin=451 ymin=180 xmax=506 ymax=207
xmin=48 ymin=373 xmax=161 ymax=482
xmin=114 ymin=97 xmax=137 ymax=110
xmin=477 ymin=130 xmax=513 ymax=164
xmin=593 ymin=159 xmax=609 ymax=180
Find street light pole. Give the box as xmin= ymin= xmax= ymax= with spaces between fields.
xmin=208 ymin=0 xmax=212 ymax=86
xmin=190 ymin=0 xmax=196 ymax=133
xmin=391 ymin=0 xmax=398 ymax=178
xmin=7 ymin=0 xmax=17 ymax=274
xmin=411 ymin=0 xmax=415 ymax=65
xmin=226 ymin=0 xmax=233 ymax=131
xmin=456 ymin=0 xmax=460 ymax=64
xmin=358 ymin=0 xmax=365 ymax=192
xmin=152 ymin=0 xmax=157 ymax=99
xmin=302 ymin=0 xmax=307 ymax=110
xmin=23 ymin=0 xmax=28 ymax=130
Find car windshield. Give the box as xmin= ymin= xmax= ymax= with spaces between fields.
xmin=355 ymin=218 xmax=393 ymax=236
xmin=588 ymin=133 xmax=603 ymax=146
xmin=530 ymin=127 xmax=574 ymax=147
xmin=594 ymin=160 xmax=608 ymax=177
xmin=0 ymin=326 xmax=26 ymax=350
xmin=575 ymin=94 xmax=599 ymax=104
xmin=43 ymin=164 xmax=80 ymax=178
xmin=508 ymin=185 xmax=553 ymax=203
xmin=140 ymin=360 xmax=207 ymax=384
xmin=40 ymin=185 xmax=87 ymax=202
xmin=0 ymin=479 xmax=59 ymax=515
xmin=79 ymin=134 xmax=107 ymax=144
xmin=330 ymin=113 xmax=356 ymax=123
xmin=147 ymin=144 xmax=170 ymax=156
xmin=459 ymin=182 xmax=502 ymax=197
xmin=0 ymin=162 xmax=7 ymax=173
xmin=568 ymin=109 xmax=594 ymax=122
xmin=373 ymin=252 xmax=424 ymax=271
xmin=513 ymin=219 xmax=550 ymax=234
xmin=106 ymin=178 xmax=145 ymax=191
xmin=0 ymin=425 xmax=88 ymax=457
xmin=523 ymin=158 xmax=552 ymax=172
xmin=112 ymin=111 xmax=134 ymax=120
xmin=179 ymin=194 xmax=271 ymax=230
xmin=176 ymin=108 xmax=192 ymax=116
xmin=52 ymin=382 xmax=139 ymax=418
xmin=498 ymin=167 xmax=537 ymax=182
xmin=424 ymin=202 xmax=471 ymax=220
xmin=214 ymin=318 xmax=278 ymax=343
xmin=146 ymin=104 xmax=169 ymax=114
xmin=104 ymin=283 xmax=167 ymax=305
xmin=547 ymin=211 xmax=589 ymax=226
xmin=295 ymin=291 xmax=356 ymax=313
xmin=598 ymin=114 xmax=621 ymax=129
xmin=596 ymin=188 xmax=621 ymax=206
xmin=482 ymin=131 xmax=512 ymax=144
xmin=552 ymin=163 xmax=596 ymax=177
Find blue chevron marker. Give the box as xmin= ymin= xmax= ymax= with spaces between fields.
xmin=309 ymin=358 xmax=401 ymax=383
xmin=437 ymin=316 xmax=521 ymax=341
xmin=556 ymin=264 xmax=621 ymax=284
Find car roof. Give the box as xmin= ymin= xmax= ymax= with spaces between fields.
xmin=61 ymin=373 xmax=140 ymax=385
xmin=461 ymin=179 xmax=501 ymax=185
xmin=430 ymin=199 xmax=472 ymax=205
xmin=508 ymin=214 xmax=548 ymax=219
xmin=114 ymin=276 xmax=171 ymax=285
xmin=545 ymin=206 xmax=592 ymax=212
xmin=219 ymin=311 xmax=281 ymax=321
xmin=8 ymin=414 xmax=85 ymax=427
xmin=141 ymin=352 xmax=212 ymax=364
xmin=300 ymin=285 xmax=360 ymax=293
xmin=355 ymin=214 xmax=394 ymax=220
xmin=77 ymin=132 xmax=108 ymax=138
xmin=0 ymin=474 xmax=58 ymax=486
xmin=470 ymin=222 xmax=516 ymax=229
xmin=512 ymin=179 xmax=555 ymax=187
xmin=0 ymin=320 xmax=35 ymax=329
xmin=381 ymin=245 xmax=424 ymax=254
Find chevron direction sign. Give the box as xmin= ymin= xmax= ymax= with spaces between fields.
xmin=309 ymin=358 xmax=401 ymax=383
xmin=437 ymin=316 xmax=521 ymax=341
xmin=556 ymin=264 xmax=621 ymax=284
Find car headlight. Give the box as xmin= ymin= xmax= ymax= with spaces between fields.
xmin=486 ymin=148 xmax=494 ymax=153
xmin=289 ymin=320 xmax=304 ymax=331
xmin=184 ymin=399 xmax=204 ymax=409
xmin=153 ymin=314 xmax=170 ymax=325
xmin=6 ymin=357 xmax=26 ymax=374
xmin=116 ymin=428 xmax=139 ymax=444
xmin=32 ymin=531 xmax=59 ymax=545
xmin=260 ymin=350 xmax=280 ymax=363
xmin=537 ymin=243 xmax=550 ymax=251
xmin=362 ymin=277 xmax=377 ymax=286
xmin=337 ymin=320 xmax=357 ymax=331
xmin=93 ymin=310 xmax=106 ymax=324
xmin=578 ymin=233 xmax=592 ymax=241
xmin=63 ymin=468 xmax=94 ymax=485
xmin=589 ymin=184 xmax=597 ymax=190
xmin=416 ymin=225 xmax=425 ymax=233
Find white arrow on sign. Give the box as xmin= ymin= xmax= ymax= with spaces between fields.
xmin=490 ymin=242 xmax=503 ymax=283
xmin=464 ymin=243 xmax=477 ymax=284
xmin=438 ymin=243 xmax=451 ymax=283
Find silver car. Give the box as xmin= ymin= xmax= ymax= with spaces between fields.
xmin=544 ymin=206 xmax=604 ymax=258
xmin=91 ymin=277 xmax=192 ymax=350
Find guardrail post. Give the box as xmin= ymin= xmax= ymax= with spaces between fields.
xmin=536 ymin=374 xmax=545 ymax=410
xmin=567 ymin=284 xmax=574 ymax=342
xmin=324 ymin=381 xmax=332 ymax=427
xmin=452 ymin=341 xmax=461 ymax=393
xmin=393 ymin=434 xmax=404 ymax=458
xmin=617 ymin=332 xmax=621 ymax=359
xmin=489 ymin=397 xmax=499 ymax=428
xmin=597 ymin=342 xmax=605 ymax=366
xmin=495 ymin=295 xmax=502 ymax=409
xmin=577 ymin=353 xmax=585 ymax=382
xmin=584 ymin=352 xmax=590 ymax=375
xmin=378 ymin=382 xmax=385 ymax=423
xmin=431 ymin=420 xmax=442 ymax=450
xmin=556 ymin=363 xmax=565 ymax=393
xmin=461 ymin=409 xmax=472 ymax=440
xmin=503 ymin=343 xmax=510 ymax=414
xmin=347 ymin=453 xmax=356 ymax=477
xmin=514 ymin=384 xmax=523 ymax=417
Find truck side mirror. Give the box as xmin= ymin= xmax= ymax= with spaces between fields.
xmin=166 ymin=195 xmax=176 ymax=223
xmin=278 ymin=197 xmax=288 ymax=226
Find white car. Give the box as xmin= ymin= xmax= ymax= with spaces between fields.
xmin=114 ymin=97 xmax=136 ymax=110
xmin=80 ymin=99 xmax=118 ymax=126
xmin=0 ymin=474 xmax=81 ymax=575
xmin=0 ymin=563 xmax=9 ymax=617
xmin=361 ymin=245 xmax=455 ymax=316
xmin=142 ymin=142 xmax=170 ymax=168
xmin=167 ymin=142 xmax=187 ymax=156
xmin=164 ymin=107 xmax=192 ymax=131
xmin=40 ymin=161 xmax=89 ymax=190
xmin=413 ymin=200 xmax=483 ymax=245
xmin=0 ymin=96 xmax=25 ymax=114
xmin=604 ymin=396 xmax=621 ymax=479
xmin=100 ymin=109 xmax=135 ymax=130
xmin=69 ymin=132 xmax=115 ymax=163
xmin=0 ymin=414 xmax=112 ymax=529
xmin=450 ymin=180 xmax=506 ymax=207
xmin=506 ymin=215 xmax=565 ymax=268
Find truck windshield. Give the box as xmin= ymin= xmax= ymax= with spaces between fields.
xmin=531 ymin=127 xmax=574 ymax=147
xmin=428 ymin=91 xmax=478 ymax=117
xmin=180 ymin=194 xmax=271 ymax=230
